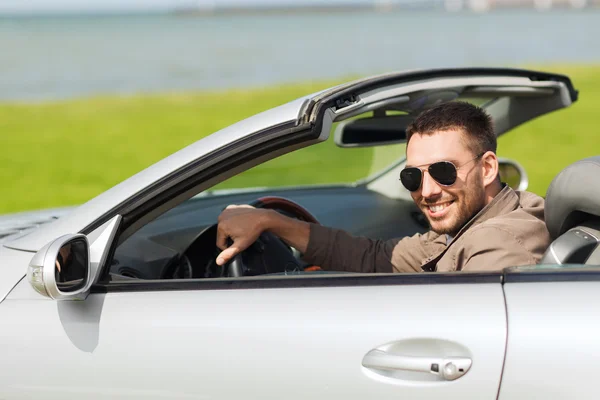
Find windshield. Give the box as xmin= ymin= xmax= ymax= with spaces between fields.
xmin=208 ymin=121 xmax=406 ymax=191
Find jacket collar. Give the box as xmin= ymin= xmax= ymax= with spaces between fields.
xmin=453 ymin=184 xmax=519 ymax=237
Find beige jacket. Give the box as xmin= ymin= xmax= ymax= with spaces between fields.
xmin=303 ymin=186 xmax=551 ymax=273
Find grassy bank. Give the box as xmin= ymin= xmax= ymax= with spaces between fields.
xmin=0 ymin=80 xmax=341 ymax=213
xmin=1 ymin=65 xmax=599 ymax=214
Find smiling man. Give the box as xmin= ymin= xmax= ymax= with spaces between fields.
xmin=216 ymin=101 xmax=551 ymax=273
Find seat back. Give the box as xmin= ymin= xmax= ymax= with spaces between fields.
xmin=540 ymin=156 xmax=600 ymax=265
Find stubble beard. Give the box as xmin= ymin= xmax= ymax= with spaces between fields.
xmin=427 ymin=186 xmax=486 ymax=236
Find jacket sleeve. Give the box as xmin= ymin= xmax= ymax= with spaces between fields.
xmin=456 ymin=226 xmax=538 ymax=272
xmin=302 ymin=224 xmax=430 ymax=273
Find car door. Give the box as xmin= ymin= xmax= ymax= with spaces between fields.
xmin=498 ymin=266 xmax=600 ymax=399
xmin=1 ymin=272 xmax=506 ymax=399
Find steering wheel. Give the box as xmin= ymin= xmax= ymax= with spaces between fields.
xmin=223 ymin=196 xmax=321 ymax=278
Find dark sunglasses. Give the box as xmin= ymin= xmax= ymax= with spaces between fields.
xmin=400 ymin=153 xmax=484 ymax=192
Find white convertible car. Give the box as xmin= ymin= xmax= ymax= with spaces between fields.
xmin=1 ymin=68 xmax=599 ymax=399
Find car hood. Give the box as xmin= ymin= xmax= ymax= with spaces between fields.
xmin=0 ymin=206 xmax=76 ymax=247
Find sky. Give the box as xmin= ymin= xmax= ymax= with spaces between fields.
xmin=0 ymin=0 xmax=381 ymax=15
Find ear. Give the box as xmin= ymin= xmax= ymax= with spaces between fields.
xmin=480 ymin=151 xmax=499 ymax=188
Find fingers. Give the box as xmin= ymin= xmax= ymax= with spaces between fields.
xmin=216 ymin=246 xmax=239 ymax=266
xmin=215 ymin=204 xmax=263 ymax=266
xmin=216 ymin=227 xmax=229 ymax=250
xmin=224 ymin=204 xmax=254 ymax=211
xmin=216 ymin=237 xmax=253 ymax=266
xmin=216 ymin=222 xmax=251 ymax=266
xmin=215 ymin=227 xmax=234 ymax=265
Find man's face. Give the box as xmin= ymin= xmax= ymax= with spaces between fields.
xmin=405 ymin=129 xmax=486 ymax=236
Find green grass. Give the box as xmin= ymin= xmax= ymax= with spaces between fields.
xmin=497 ymin=65 xmax=600 ymax=194
xmin=1 ymin=65 xmax=599 ymax=214
xmin=0 ymin=80 xmax=343 ymax=213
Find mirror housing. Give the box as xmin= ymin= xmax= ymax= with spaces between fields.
xmin=27 ymin=234 xmax=91 ymax=300
xmin=334 ymin=114 xmax=412 ymax=148
xmin=498 ymin=157 xmax=528 ymax=191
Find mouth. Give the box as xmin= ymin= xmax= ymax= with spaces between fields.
xmin=424 ymin=201 xmax=454 ymax=218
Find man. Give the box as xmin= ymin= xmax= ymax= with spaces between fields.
xmin=215 ymin=101 xmax=551 ymax=273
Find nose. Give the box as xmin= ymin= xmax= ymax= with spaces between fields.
xmin=421 ymin=170 xmax=442 ymax=198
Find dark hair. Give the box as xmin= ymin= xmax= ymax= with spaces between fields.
xmin=406 ymin=101 xmax=496 ymax=155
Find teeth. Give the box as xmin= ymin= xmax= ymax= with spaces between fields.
xmin=429 ymin=203 xmax=449 ymax=213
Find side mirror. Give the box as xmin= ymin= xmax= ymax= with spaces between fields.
xmin=498 ymin=157 xmax=529 ymax=191
xmin=27 ymin=234 xmax=91 ymax=300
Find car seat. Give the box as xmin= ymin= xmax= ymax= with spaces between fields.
xmin=539 ymin=156 xmax=600 ymax=265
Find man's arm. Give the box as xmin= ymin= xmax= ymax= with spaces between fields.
xmin=216 ymin=205 xmax=397 ymax=272
xmin=216 ymin=205 xmax=427 ymax=273
xmin=302 ymin=224 xmax=397 ymax=273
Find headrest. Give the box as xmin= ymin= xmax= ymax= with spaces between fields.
xmin=545 ymin=156 xmax=600 ymax=239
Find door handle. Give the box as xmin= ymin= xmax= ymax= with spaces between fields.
xmin=362 ymin=350 xmax=472 ymax=381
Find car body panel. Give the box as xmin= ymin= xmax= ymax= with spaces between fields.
xmin=0 ymin=279 xmax=506 ymax=400
xmin=499 ymin=271 xmax=600 ymax=399
xmin=0 ymin=247 xmax=33 ymax=303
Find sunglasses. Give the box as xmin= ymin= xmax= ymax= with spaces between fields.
xmin=400 ymin=153 xmax=484 ymax=192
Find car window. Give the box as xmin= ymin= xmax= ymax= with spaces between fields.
xmin=107 ymin=117 xmax=406 ymax=282
xmin=207 ymin=117 xmax=406 ymax=191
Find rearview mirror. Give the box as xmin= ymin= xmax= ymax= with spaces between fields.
xmin=28 ymin=234 xmax=91 ymax=300
xmin=498 ymin=158 xmax=528 ymax=191
xmin=334 ymin=114 xmax=412 ymax=148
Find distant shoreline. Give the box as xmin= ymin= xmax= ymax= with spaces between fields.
xmin=173 ymin=4 xmax=402 ymax=17
xmin=1 ymin=1 xmax=599 ymax=19
xmin=173 ymin=2 xmax=600 ymax=16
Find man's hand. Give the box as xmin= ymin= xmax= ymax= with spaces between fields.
xmin=216 ymin=204 xmax=312 ymax=267
xmin=216 ymin=205 xmax=271 ymax=266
